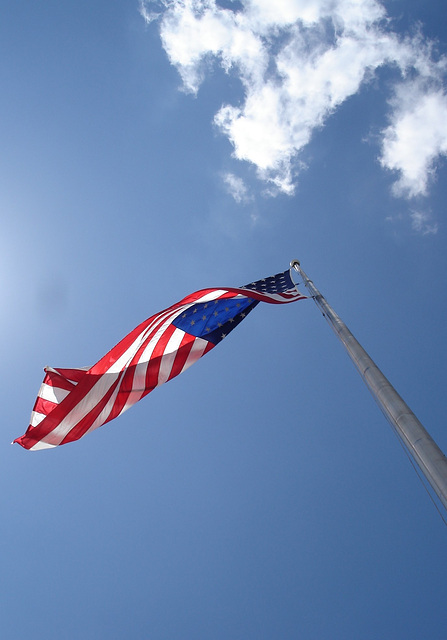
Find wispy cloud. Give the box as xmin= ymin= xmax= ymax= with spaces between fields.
xmin=410 ymin=210 xmax=438 ymax=235
xmin=222 ymin=172 xmax=253 ymax=203
xmin=142 ymin=0 xmax=447 ymax=199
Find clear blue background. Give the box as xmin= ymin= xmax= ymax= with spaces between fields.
xmin=1 ymin=1 xmax=446 ymax=638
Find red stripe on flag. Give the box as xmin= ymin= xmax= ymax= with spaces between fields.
xmin=15 ymin=372 xmax=103 ymax=449
xmin=34 ymin=396 xmax=58 ymax=418
xmin=87 ymin=292 xmax=216 ymax=375
xmin=145 ymin=323 xmax=178 ymax=392
xmin=43 ymin=371 xmax=76 ymax=392
xmin=52 ymin=368 xmax=89 ymax=384
xmin=101 ymin=366 xmax=143 ymax=427
xmin=100 ymin=311 xmax=185 ymax=421
xmin=167 ymin=332 xmax=197 ymax=381
xmin=59 ymin=376 xmax=122 ymax=445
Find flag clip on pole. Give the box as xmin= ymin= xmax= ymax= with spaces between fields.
xmin=290 ymin=260 xmax=447 ymax=512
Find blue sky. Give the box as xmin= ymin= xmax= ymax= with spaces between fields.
xmin=2 ymin=0 xmax=447 ymax=637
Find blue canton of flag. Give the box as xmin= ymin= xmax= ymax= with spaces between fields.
xmin=241 ymin=270 xmax=296 ymax=295
xmin=172 ymin=269 xmax=298 ymax=345
xmin=173 ymin=297 xmax=258 ymax=345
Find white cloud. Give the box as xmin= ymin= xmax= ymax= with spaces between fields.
xmin=222 ymin=172 xmax=253 ymax=202
xmin=380 ymin=81 xmax=447 ymax=198
xmin=410 ymin=210 xmax=438 ymax=235
xmin=142 ymin=0 xmax=447 ymax=199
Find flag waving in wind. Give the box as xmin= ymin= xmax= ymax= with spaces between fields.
xmin=14 ymin=269 xmax=305 ymax=450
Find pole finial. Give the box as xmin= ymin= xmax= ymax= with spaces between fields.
xmin=290 ymin=259 xmax=300 ymax=269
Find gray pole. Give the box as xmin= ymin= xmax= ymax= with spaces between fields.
xmin=290 ymin=259 xmax=447 ymax=511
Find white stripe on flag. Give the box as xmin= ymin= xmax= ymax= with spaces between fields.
xmin=39 ymin=382 xmax=70 ymax=404
xmin=83 ymin=379 xmax=124 ymax=438
xmin=30 ymin=411 xmax=46 ymax=428
xmin=36 ymin=372 xmax=121 ymax=448
xmin=180 ymin=337 xmax=209 ymax=374
xmin=157 ymin=327 xmax=188 ymax=387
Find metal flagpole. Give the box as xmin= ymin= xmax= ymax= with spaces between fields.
xmin=290 ymin=259 xmax=447 ymax=512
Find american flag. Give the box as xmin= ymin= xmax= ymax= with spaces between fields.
xmin=14 ymin=269 xmax=305 ymax=450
